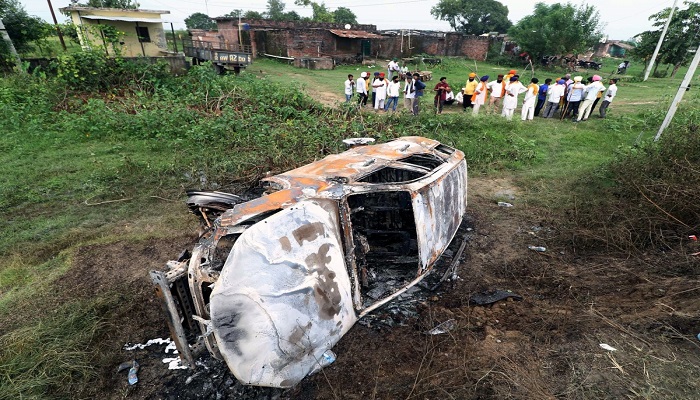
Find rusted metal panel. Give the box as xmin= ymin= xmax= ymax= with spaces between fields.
xmin=328 ymin=29 xmax=383 ymax=39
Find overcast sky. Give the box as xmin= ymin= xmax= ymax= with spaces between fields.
xmin=24 ymin=0 xmax=676 ymax=40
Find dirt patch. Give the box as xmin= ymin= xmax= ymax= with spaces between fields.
xmin=66 ymin=177 xmax=700 ymax=399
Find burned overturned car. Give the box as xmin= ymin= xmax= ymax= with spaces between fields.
xmin=151 ymin=136 xmax=468 ymax=388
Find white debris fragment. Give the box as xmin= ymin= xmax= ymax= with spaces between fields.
xmin=427 ymin=319 xmax=456 ymax=335
xmin=599 ymin=343 xmax=617 ymax=351
xmin=164 ymin=340 xmax=179 ymax=354
xmin=163 ymin=356 xmax=188 ymax=370
xmin=123 ymin=337 xmax=172 ymax=351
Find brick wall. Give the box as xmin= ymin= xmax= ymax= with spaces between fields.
xmin=210 ymin=19 xmax=490 ymax=62
xmin=375 ymin=34 xmax=489 ymax=60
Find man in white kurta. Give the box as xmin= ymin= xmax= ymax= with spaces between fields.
xmin=373 ymin=73 xmax=388 ymax=110
xmin=576 ymin=74 xmax=605 ymax=122
xmin=471 ymin=75 xmax=489 ymax=115
xmin=502 ymin=76 xmax=527 ymax=120
xmin=521 ymin=77 xmax=539 ymax=121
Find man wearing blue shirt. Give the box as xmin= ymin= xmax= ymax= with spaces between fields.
xmin=411 ymin=72 xmax=426 ymax=116
xmin=534 ymin=78 xmax=551 ymax=117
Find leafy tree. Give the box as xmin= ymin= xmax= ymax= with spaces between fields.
xmin=294 ymin=0 xmax=334 ymax=23
xmin=282 ymin=11 xmax=301 ymax=21
xmin=333 ymin=7 xmax=357 ymax=25
xmin=508 ymin=3 xmax=603 ymax=60
xmin=265 ymin=0 xmax=286 ymax=20
xmin=184 ymin=12 xmax=216 ymax=30
xmin=431 ymin=0 xmax=511 ymax=35
xmin=263 ymin=0 xmax=301 ymax=21
xmin=632 ymin=1 xmax=700 ymax=77
xmin=243 ymin=10 xmax=264 ymax=19
xmin=0 ymin=0 xmax=51 ymax=56
xmin=78 ymin=0 xmax=140 ymax=8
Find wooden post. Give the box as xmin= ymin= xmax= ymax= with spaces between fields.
xmin=135 ymin=22 xmax=146 ymax=56
xmin=46 ymin=0 xmax=67 ymax=51
xmin=170 ymin=23 xmax=178 ymax=52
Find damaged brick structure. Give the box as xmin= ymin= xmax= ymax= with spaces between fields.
xmin=193 ymin=18 xmax=490 ymax=69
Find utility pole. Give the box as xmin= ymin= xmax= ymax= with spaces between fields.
xmin=0 ymin=18 xmax=22 ymax=67
xmin=644 ymin=0 xmax=678 ymax=81
xmin=47 ymin=0 xmax=67 ymax=51
xmin=654 ymin=43 xmax=700 ymax=142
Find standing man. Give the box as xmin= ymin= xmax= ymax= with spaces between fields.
xmin=576 ymin=74 xmax=605 ymax=122
xmin=433 ymin=77 xmax=451 ymax=114
xmin=564 ymin=76 xmax=585 ymax=120
xmin=462 ymin=72 xmax=478 ymax=110
xmin=502 ymin=76 xmax=526 ymax=120
xmin=471 ymin=75 xmax=489 ymax=115
xmin=403 ymin=74 xmax=415 ymax=112
xmin=487 ymin=74 xmax=505 ymax=114
xmin=385 ymin=75 xmax=401 ymax=112
xmin=370 ymin=72 xmax=380 ymax=107
xmin=534 ymin=78 xmax=551 ymax=116
xmin=411 ymin=72 xmax=426 ymax=116
xmin=543 ymin=79 xmax=565 ymax=118
xmin=356 ymin=72 xmax=368 ymax=106
xmin=387 ymin=58 xmax=400 ymax=79
xmin=521 ymin=77 xmax=539 ymax=121
xmin=373 ymin=72 xmax=388 ymax=111
xmin=344 ymin=74 xmax=355 ymax=103
xmin=599 ymin=78 xmax=618 ymax=118
xmin=501 ymin=69 xmax=517 ymax=104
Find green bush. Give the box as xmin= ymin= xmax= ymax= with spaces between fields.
xmin=54 ymin=51 xmax=171 ymax=92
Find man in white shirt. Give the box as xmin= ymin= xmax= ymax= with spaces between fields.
xmin=373 ymin=72 xmax=388 ymax=110
xmin=344 ymin=74 xmax=355 ymax=103
xmin=387 ymin=59 xmax=400 ymax=79
xmin=403 ymin=74 xmax=415 ymax=112
xmin=444 ymin=88 xmax=455 ymax=105
xmin=385 ymin=75 xmax=401 ymax=112
xmin=521 ymin=77 xmax=539 ymax=121
xmin=599 ymin=78 xmax=618 ymax=118
xmin=486 ymin=74 xmax=504 ymax=114
xmin=576 ymin=74 xmax=606 ymax=122
xmin=563 ymin=76 xmax=585 ymax=120
xmin=501 ymin=76 xmax=527 ymax=120
xmin=356 ymin=72 xmax=368 ymax=106
xmin=543 ymin=79 xmax=565 ymax=118
xmin=371 ymin=72 xmax=380 ymax=107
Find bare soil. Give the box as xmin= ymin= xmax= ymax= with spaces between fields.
xmin=56 ymin=177 xmax=700 ymax=399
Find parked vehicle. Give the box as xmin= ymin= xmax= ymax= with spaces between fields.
xmin=151 ymin=136 xmax=468 ymax=388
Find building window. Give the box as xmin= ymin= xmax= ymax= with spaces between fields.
xmin=136 ymin=26 xmax=151 ymax=43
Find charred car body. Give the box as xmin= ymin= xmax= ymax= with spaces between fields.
xmin=151 ymin=136 xmax=468 ymax=388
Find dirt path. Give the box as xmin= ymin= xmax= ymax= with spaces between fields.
xmin=61 ymin=177 xmax=700 ymax=399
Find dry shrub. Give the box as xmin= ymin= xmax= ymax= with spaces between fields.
xmin=570 ymin=124 xmax=700 ymax=258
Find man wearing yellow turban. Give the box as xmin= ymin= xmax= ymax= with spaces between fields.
xmin=462 ymin=72 xmax=478 ymax=110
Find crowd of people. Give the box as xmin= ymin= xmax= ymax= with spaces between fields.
xmin=343 ymin=66 xmax=619 ymax=121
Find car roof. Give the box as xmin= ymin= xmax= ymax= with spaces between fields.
xmin=218 ymin=137 xmax=450 ymax=228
